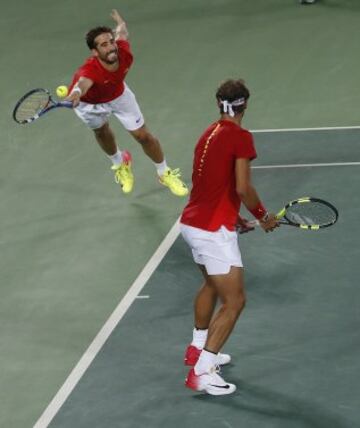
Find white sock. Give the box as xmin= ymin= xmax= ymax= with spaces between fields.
xmin=194 ymin=349 xmax=217 ymax=375
xmin=191 ymin=328 xmax=208 ymax=349
xmin=108 ymin=148 xmax=123 ymax=168
xmin=154 ymin=159 xmax=168 ymax=176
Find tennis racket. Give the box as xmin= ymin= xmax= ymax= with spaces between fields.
xmin=13 ymin=88 xmax=73 ymax=124
xmin=239 ymin=197 xmax=338 ymax=233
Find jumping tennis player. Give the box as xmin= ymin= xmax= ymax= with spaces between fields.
xmin=66 ymin=9 xmax=188 ymax=196
xmin=180 ymin=79 xmax=278 ymax=395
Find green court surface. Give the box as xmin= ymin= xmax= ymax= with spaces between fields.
xmin=44 ymin=129 xmax=360 ymax=428
xmin=1 ymin=1 xmax=360 ymax=427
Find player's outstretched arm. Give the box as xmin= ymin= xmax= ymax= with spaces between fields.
xmin=111 ymin=9 xmax=129 ymax=40
xmin=66 ymin=77 xmax=94 ymax=107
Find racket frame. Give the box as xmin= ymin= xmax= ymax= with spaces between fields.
xmin=13 ymin=88 xmax=73 ymax=124
xmin=243 ymin=197 xmax=338 ymax=231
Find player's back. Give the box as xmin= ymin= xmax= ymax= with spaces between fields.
xmin=181 ymin=120 xmax=256 ymax=231
xmin=193 ymin=121 xmax=239 ymax=193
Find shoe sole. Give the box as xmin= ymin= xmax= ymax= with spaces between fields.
xmin=204 ymin=384 xmax=236 ymax=395
xmin=159 ymin=181 xmax=188 ymax=197
xmin=185 ymin=381 xmax=236 ymax=396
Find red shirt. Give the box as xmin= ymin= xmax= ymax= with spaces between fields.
xmin=180 ymin=120 xmax=257 ymax=231
xmin=69 ymin=40 xmax=133 ymax=104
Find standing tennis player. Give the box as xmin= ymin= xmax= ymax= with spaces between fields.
xmin=180 ymin=79 xmax=278 ymax=395
xmin=66 ymin=9 xmax=188 ymax=196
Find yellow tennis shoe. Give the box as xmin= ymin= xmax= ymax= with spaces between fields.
xmin=111 ymin=151 xmax=134 ymax=194
xmin=159 ymin=168 xmax=189 ymax=197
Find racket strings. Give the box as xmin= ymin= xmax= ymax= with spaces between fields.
xmin=15 ymin=92 xmax=50 ymax=121
xmin=285 ymin=202 xmax=337 ymax=226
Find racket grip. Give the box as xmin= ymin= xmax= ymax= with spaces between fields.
xmin=236 ymin=219 xmax=258 ymax=234
xmin=59 ymin=101 xmax=73 ymax=108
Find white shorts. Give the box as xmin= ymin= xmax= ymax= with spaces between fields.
xmin=180 ymin=223 xmax=243 ymax=275
xmin=74 ymin=84 xmax=145 ymax=131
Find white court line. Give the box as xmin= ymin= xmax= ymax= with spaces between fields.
xmin=33 ymin=219 xmax=180 ymax=428
xmin=33 ymin=125 xmax=357 ymax=427
xmin=251 ymin=125 xmax=360 ymax=133
xmin=254 ymin=161 xmax=360 ymax=169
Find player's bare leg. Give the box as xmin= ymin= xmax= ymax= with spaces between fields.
xmin=183 ymin=278 xmax=219 ymax=366
xmin=94 ymin=122 xmax=134 ymax=193
xmin=130 ymin=125 xmax=188 ymax=196
xmin=93 ymin=122 xmax=118 ymax=156
xmin=194 ymin=266 xmax=218 ymax=328
xmin=129 ymin=125 xmax=164 ymax=163
xmin=205 ymin=266 xmax=246 ymax=353
xmin=184 ymin=265 xmax=231 ymax=368
xmin=185 ymin=266 xmax=244 ymax=395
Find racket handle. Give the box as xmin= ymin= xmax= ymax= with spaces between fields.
xmin=58 ymin=101 xmax=73 ymax=108
xmin=236 ymin=219 xmax=258 ymax=234
xmin=247 ymin=217 xmax=284 ymax=226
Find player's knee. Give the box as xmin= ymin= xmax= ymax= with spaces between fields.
xmin=93 ymin=123 xmax=109 ymax=138
xmin=133 ymin=130 xmax=155 ymax=145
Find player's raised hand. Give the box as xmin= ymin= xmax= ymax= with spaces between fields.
xmin=111 ymin=9 xmax=129 ymax=40
xmin=110 ymin=9 xmax=124 ymax=24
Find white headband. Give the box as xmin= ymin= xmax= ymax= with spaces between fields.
xmin=220 ymin=98 xmax=246 ymax=117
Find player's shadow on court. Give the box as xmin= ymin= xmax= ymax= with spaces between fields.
xmin=193 ymin=379 xmax=349 ymax=428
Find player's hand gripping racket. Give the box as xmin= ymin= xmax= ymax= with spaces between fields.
xmin=238 ymin=197 xmax=338 ymax=233
xmin=13 ymin=88 xmax=73 ymax=124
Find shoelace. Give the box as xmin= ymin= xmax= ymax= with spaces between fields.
xmin=209 ymin=364 xmax=221 ymax=375
xmin=167 ymin=168 xmax=181 ymax=179
xmin=166 ymin=169 xmax=187 ymax=187
xmin=114 ymin=164 xmax=131 ymax=184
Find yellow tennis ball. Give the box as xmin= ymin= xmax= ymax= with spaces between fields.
xmin=56 ymin=85 xmax=68 ymax=98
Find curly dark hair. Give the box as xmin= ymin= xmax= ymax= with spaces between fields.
xmin=85 ymin=26 xmax=114 ymax=50
xmin=216 ymin=79 xmax=250 ymax=115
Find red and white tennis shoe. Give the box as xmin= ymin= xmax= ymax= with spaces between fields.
xmin=184 ymin=345 xmax=231 ymax=366
xmin=185 ymin=366 xmax=236 ymax=396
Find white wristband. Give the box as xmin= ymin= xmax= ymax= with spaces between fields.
xmin=71 ymin=86 xmax=82 ymax=96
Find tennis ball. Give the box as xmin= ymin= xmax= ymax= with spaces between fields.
xmin=56 ymin=85 xmax=68 ymax=98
